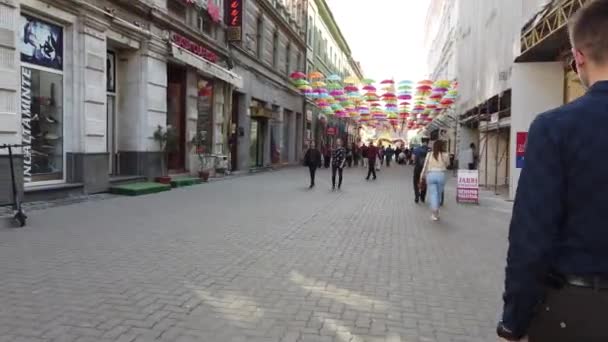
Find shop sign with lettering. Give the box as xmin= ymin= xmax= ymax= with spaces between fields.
xmin=171 ymin=32 xmax=218 ymax=63
xmin=457 ymin=169 xmax=479 ymax=204
xmin=226 ymin=0 xmax=243 ymax=42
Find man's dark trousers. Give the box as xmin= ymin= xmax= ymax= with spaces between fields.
xmin=413 ymin=164 xmax=426 ymax=202
xmin=386 ymin=157 xmax=391 ymax=167
xmin=526 ymin=285 xmax=608 ymax=341
xmin=308 ymin=166 xmax=317 ymax=186
xmin=332 ymin=166 xmax=343 ymax=188
xmin=366 ymin=160 xmax=377 ymax=180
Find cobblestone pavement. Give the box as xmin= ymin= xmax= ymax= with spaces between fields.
xmin=0 ymin=165 xmax=513 ymax=342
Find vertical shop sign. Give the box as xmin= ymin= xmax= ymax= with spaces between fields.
xmin=516 ymin=132 xmax=528 ymax=169
xmin=226 ymin=0 xmax=243 ymax=42
xmin=21 ymin=67 xmax=32 ymax=183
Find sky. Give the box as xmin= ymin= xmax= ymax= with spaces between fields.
xmin=325 ymin=0 xmax=431 ymax=82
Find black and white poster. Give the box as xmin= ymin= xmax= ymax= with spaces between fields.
xmin=20 ymin=14 xmax=63 ymax=70
xmin=107 ymin=51 xmax=116 ymax=92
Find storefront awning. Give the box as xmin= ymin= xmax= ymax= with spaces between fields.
xmin=171 ymin=44 xmax=243 ymax=88
xmin=516 ymin=0 xmax=589 ymax=62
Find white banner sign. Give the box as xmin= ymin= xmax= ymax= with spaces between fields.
xmin=457 ymin=169 xmax=479 ymax=204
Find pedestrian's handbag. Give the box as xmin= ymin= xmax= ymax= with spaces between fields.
xmin=419 ymin=153 xmax=430 ymax=190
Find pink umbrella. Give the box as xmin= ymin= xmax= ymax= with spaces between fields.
xmin=398 ymin=94 xmax=412 ymax=100
xmin=363 ymin=85 xmax=377 ymax=91
xmin=330 ymin=90 xmax=344 ymax=96
xmin=290 ymin=71 xmax=307 ymax=79
xmin=381 ymin=80 xmax=395 ymax=84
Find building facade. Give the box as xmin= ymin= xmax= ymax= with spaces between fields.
xmin=231 ymin=0 xmax=307 ymax=170
xmin=425 ymin=0 xmax=587 ymax=199
xmin=306 ymin=0 xmax=364 ymax=149
xmin=0 ymin=0 xmax=361 ymax=204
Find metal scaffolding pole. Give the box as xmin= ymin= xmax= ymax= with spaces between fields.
xmin=484 ymin=102 xmax=489 ymax=189
xmin=495 ymin=94 xmax=501 ymax=195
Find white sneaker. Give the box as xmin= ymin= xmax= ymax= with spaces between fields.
xmin=431 ymin=214 xmax=439 ymax=221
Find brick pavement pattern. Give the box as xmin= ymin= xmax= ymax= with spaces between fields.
xmin=0 ymin=166 xmax=512 ymax=342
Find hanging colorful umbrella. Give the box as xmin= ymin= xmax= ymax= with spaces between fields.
xmin=416 ymin=85 xmax=433 ymax=92
xmin=398 ymin=94 xmax=412 ymax=100
xmin=290 ymin=71 xmax=307 ymax=79
xmin=418 ymin=80 xmax=434 ymax=85
xmin=383 ymin=93 xmax=397 ymax=99
xmin=330 ymin=90 xmax=344 ymax=96
xmin=441 ymin=98 xmax=455 ymax=105
xmin=327 ymin=74 xmax=342 ymax=82
xmin=434 ymin=80 xmax=452 ymax=88
xmin=361 ymin=78 xmax=376 ymax=85
xmin=313 ymin=81 xmax=327 ymax=88
xmin=309 ymin=71 xmax=324 ymax=79
xmin=344 ymin=85 xmax=359 ymax=92
xmin=381 ymin=79 xmax=394 ymax=84
xmin=429 ymin=93 xmax=443 ymax=100
xmin=343 ymin=76 xmax=358 ymax=84
xmin=362 ymin=85 xmax=377 ymax=91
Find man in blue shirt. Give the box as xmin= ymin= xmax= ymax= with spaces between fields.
xmin=498 ymin=1 xmax=608 ymax=341
xmin=412 ymin=139 xmax=430 ymax=203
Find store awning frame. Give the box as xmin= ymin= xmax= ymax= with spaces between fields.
xmin=171 ymin=43 xmax=243 ymax=88
xmin=516 ymin=0 xmax=589 ymax=62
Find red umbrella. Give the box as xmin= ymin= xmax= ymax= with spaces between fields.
xmin=381 ymin=80 xmax=395 ymax=84
xmin=383 ymin=93 xmax=396 ymax=98
xmin=400 ymin=101 xmax=411 ymax=106
xmin=416 ymin=85 xmax=432 ymax=91
xmin=441 ymin=98 xmax=455 ymax=105
xmin=398 ymin=94 xmax=412 ymax=100
xmin=290 ymin=71 xmax=307 ymax=79
xmin=370 ymin=103 xmax=382 ymax=107
xmin=429 ymin=93 xmax=443 ymax=100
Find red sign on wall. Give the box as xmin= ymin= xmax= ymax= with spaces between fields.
xmin=516 ymin=132 xmax=528 ymax=169
xmin=327 ymin=127 xmax=336 ymax=136
xmin=226 ymin=0 xmax=243 ymax=42
xmin=172 ymin=32 xmax=219 ymax=63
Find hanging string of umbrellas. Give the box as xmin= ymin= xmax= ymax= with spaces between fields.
xmin=289 ymin=71 xmax=458 ymax=133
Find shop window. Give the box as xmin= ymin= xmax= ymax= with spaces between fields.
xmin=168 ymin=0 xmax=187 ymax=21
xmin=256 ymin=16 xmax=264 ymax=58
xmin=19 ymin=14 xmax=64 ymax=184
xmin=196 ymin=78 xmax=214 ymax=154
xmin=272 ymin=31 xmax=279 ymax=67
xmin=285 ymin=43 xmax=291 ymax=75
xmin=197 ymin=11 xmax=214 ymax=37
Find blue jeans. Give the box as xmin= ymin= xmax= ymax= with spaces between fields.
xmin=426 ymin=171 xmax=446 ymax=211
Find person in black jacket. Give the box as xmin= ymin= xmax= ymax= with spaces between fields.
xmin=304 ymin=141 xmax=322 ymax=188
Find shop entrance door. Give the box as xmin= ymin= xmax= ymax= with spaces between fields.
xmin=107 ymin=95 xmax=117 ymax=174
xmin=250 ymin=118 xmax=265 ymax=168
xmin=231 ymin=93 xmax=239 ymax=171
xmin=167 ymin=65 xmax=186 ymax=172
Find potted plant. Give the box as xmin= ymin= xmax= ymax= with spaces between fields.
xmin=190 ymin=131 xmax=211 ymax=182
xmin=152 ymin=125 xmax=178 ymax=184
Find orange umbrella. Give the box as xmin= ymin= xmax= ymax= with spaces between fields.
xmin=309 ymin=71 xmax=324 ymax=79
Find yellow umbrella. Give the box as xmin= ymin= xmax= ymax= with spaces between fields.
xmin=343 ymin=76 xmax=358 ymax=84
xmin=312 ymin=81 xmax=327 ymax=88
xmin=309 ymin=71 xmax=324 ymax=79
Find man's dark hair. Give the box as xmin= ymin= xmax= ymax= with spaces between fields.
xmin=470 ymin=143 xmax=476 ymax=149
xmin=569 ymin=0 xmax=608 ymax=64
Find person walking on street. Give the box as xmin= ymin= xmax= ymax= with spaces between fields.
xmin=385 ymin=145 xmax=394 ymax=167
xmin=412 ymin=139 xmax=430 ymax=203
xmin=304 ymin=141 xmax=322 ymax=188
xmin=323 ymin=145 xmax=331 ymax=169
xmin=498 ymin=3 xmax=608 ymax=341
xmin=330 ymin=139 xmax=346 ymax=191
xmin=346 ymin=147 xmax=353 ymax=168
xmin=379 ymin=146 xmax=386 ymax=166
xmin=365 ymin=141 xmax=378 ymax=180
xmin=361 ymin=143 xmax=368 ymax=168
xmin=420 ymin=140 xmax=449 ymax=221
